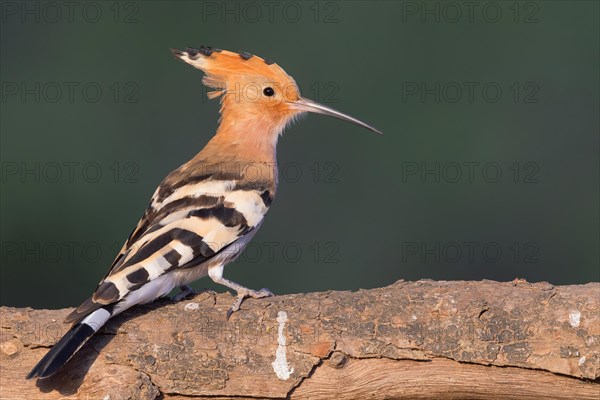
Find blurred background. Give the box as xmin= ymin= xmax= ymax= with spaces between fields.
xmin=1 ymin=1 xmax=598 ymax=309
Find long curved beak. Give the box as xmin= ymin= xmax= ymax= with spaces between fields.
xmin=290 ymin=98 xmax=383 ymax=135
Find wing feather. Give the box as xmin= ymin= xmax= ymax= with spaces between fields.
xmin=65 ymin=172 xmax=273 ymax=324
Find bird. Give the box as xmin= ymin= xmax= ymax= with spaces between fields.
xmin=26 ymin=45 xmax=382 ymax=380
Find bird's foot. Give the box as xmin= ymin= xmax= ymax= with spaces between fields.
xmin=226 ymin=288 xmax=274 ymax=320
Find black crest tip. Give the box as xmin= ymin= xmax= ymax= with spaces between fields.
xmin=198 ymin=45 xmax=215 ymax=56
xmin=238 ymin=51 xmax=253 ymax=60
xmin=185 ymin=47 xmax=199 ymax=58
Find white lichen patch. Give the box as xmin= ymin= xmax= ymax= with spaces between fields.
xmin=586 ymin=336 xmax=597 ymax=346
xmin=272 ymin=311 xmax=294 ymax=380
xmin=579 ymin=356 xmax=586 ymax=366
xmin=569 ymin=310 xmax=581 ymax=328
xmin=184 ymin=302 xmax=200 ymax=311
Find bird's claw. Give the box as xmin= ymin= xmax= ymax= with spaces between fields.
xmin=253 ymin=288 xmax=274 ymax=298
xmin=226 ymin=288 xmax=274 ymax=320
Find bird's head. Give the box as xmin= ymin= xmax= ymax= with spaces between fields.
xmin=172 ymin=46 xmax=382 ymax=138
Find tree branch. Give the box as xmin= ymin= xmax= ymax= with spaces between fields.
xmin=1 ymin=280 xmax=599 ymax=399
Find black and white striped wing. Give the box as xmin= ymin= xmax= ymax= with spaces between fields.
xmin=65 ymin=179 xmax=272 ymax=324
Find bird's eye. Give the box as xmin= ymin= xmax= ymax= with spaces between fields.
xmin=263 ymin=87 xmax=275 ymax=97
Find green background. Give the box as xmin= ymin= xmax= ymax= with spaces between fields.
xmin=1 ymin=1 xmax=598 ymax=309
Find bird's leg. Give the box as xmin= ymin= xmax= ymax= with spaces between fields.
xmin=172 ymin=285 xmax=196 ymax=302
xmin=172 ymin=285 xmax=218 ymax=302
xmin=208 ymin=265 xmax=273 ymax=319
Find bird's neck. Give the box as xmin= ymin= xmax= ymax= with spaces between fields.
xmin=198 ymin=104 xmax=285 ymax=165
xmin=188 ymin=107 xmax=284 ymax=190
xmin=213 ymin=122 xmax=278 ymax=163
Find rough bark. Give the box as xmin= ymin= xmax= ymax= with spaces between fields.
xmin=1 ymin=279 xmax=599 ymax=399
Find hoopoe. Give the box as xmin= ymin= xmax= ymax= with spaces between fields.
xmin=27 ymin=45 xmax=381 ymax=380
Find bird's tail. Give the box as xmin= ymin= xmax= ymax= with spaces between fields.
xmin=26 ymin=307 xmax=112 ymax=379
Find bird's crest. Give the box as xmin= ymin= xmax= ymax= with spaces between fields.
xmin=171 ymin=46 xmax=297 ymax=101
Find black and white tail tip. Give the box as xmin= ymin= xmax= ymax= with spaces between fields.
xmin=26 ymin=308 xmax=111 ymax=379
